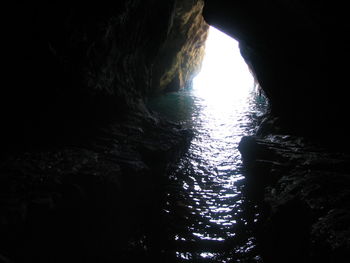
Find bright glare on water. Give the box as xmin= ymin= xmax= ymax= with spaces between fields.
xmin=148 ymin=26 xmax=267 ymax=262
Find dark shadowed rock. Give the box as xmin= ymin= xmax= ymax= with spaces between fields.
xmin=238 ymin=136 xmax=258 ymax=164
xmin=239 ymin=134 xmax=350 ymax=262
xmin=202 ymin=0 xmax=350 ymax=149
xmin=2 ymin=0 xmax=208 ymax=152
xmin=261 ymin=198 xmax=312 ymax=263
xmin=0 ymin=113 xmax=192 ymax=262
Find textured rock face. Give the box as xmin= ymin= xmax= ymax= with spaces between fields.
xmin=203 ymin=0 xmax=347 ymax=146
xmin=0 ymin=113 xmax=193 ymax=262
xmin=152 ymin=0 xmax=209 ymax=92
xmin=1 ymin=1 xmax=208 ymax=261
xmin=2 ymin=0 xmax=208 ymax=151
xmin=206 ymin=2 xmax=350 ymax=260
xmin=238 ymin=135 xmax=350 ymax=262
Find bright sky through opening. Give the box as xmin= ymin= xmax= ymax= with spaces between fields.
xmin=193 ymin=26 xmax=255 ymax=104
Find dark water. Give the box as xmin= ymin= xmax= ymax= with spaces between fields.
xmin=148 ymin=86 xmax=268 ymax=262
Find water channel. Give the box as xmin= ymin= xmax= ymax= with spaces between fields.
xmin=149 ymin=85 xmax=268 ymax=262
xmin=147 ymin=27 xmax=268 ymax=262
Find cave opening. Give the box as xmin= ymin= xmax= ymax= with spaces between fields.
xmin=193 ymin=26 xmax=256 ymax=104
xmin=149 ymin=26 xmax=269 ymax=262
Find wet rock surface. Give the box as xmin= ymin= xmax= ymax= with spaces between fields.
xmin=2 ymin=0 xmax=208 ymax=152
xmin=239 ymin=134 xmax=350 ymax=262
xmin=0 ymin=113 xmax=192 ymax=262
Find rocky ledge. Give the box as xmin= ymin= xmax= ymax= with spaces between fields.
xmin=239 ymin=134 xmax=350 ymax=263
xmin=0 ymin=112 xmax=192 ymax=263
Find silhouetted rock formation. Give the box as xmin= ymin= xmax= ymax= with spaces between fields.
xmin=0 ymin=112 xmax=193 ymax=262
xmin=2 ymin=0 xmax=208 ymax=151
xmin=203 ymin=0 xmax=348 ymax=148
xmin=239 ymin=135 xmax=350 ymax=262
xmin=1 ymin=1 xmax=206 ymax=262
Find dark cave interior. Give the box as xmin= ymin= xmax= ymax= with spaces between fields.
xmin=1 ymin=1 xmax=349 ymax=262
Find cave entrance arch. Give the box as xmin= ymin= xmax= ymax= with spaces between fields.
xmin=163 ymin=26 xmax=268 ymax=262
xmin=192 ymin=26 xmax=256 ymax=106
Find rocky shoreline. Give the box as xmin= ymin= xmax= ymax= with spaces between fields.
xmin=239 ymin=133 xmax=350 ymax=262
xmin=2 ymin=113 xmax=349 ymax=263
xmin=0 ymin=112 xmax=192 ymax=262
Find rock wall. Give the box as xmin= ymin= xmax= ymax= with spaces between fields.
xmin=203 ymin=0 xmax=348 ymax=147
xmin=0 ymin=112 xmax=194 ymax=262
xmin=2 ymin=0 xmax=349 ymax=262
xmin=239 ymin=135 xmax=350 ymax=262
xmin=205 ymin=1 xmax=350 ymax=261
xmin=2 ymin=0 xmax=208 ymax=152
xmin=1 ymin=1 xmax=208 ymax=262
xmin=152 ymin=0 xmax=209 ymax=92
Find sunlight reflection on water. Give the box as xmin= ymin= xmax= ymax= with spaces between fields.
xmin=148 ymin=26 xmax=268 ymax=262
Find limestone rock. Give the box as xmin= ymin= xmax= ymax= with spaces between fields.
xmin=153 ymin=0 xmax=209 ymax=92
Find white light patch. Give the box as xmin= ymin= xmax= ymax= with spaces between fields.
xmin=193 ymin=26 xmax=254 ymax=105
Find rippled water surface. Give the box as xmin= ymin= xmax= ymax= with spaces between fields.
xmin=148 ymin=85 xmax=268 ymax=262
xmin=145 ymin=26 xmax=268 ymax=262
